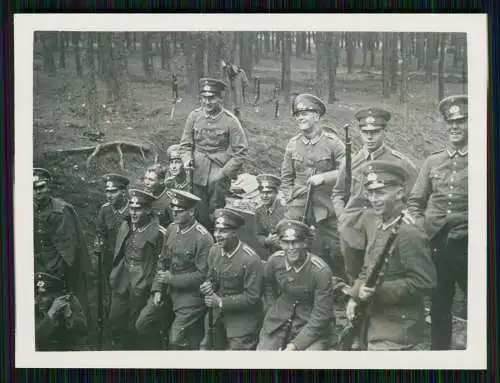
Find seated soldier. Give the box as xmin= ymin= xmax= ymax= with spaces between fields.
xmin=199 ymin=208 xmax=264 ymax=350
xmin=35 ymin=272 xmax=87 ymax=351
xmin=143 ymin=164 xmax=172 ymax=228
xmin=257 ymin=220 xmax=335 ymax=351
xmin=255 ymin=174 xmax=286 ymax=261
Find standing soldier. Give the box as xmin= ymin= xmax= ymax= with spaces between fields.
xmin=95 ymin=173 xmax=130 ymax=317
xmin=407 ymin=95 xmax=469 ymax=350
xmin=281 ymin=93 xmax=346 ymax=274
xmin=180 ymin=78 xmax=249 ymax=232
xmin=222 ymin=61 xmax=250 ymax=120
xmin=33 ymin=167 xmax=90 ymax=319
xmin=136 ymin=190 xmax=214 ymax=350
xmin=35 ymin=272 xmax=88 ymax=351
xmin=254 ymin=174 xmax=286 ymax=261
xmin=108 ymin=189 xmax=166 ymax=350
xmin=331 ymin=108 xmax=418 ymax=283
xmin=346 ymin=160 xmax=436 ymax=351
xmin=257 ymin=220 xmax=335 ymax=350
xmin=199 ymin=208 xmax=264 ymax=350
xmin=143 ymin=164 xmax=172 ymax=228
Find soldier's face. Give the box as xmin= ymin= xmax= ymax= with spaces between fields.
xmin=361 ymin=128 xmax=385 ymax=152
xmin=169 ymin=158 xmax=184 ymax=177
xmin=143 ymin=171 xmax=160 ymax=190
xmin=36 ymin=293 xmax=55 ymax=313
xmin=447 ymin=119 xmax=468 ymax=146
xmin=367 ymin=185 xmax=404 ymax=218
xmin=33 ymin=184 xmax=49 ymax=203
xmin=294 ymin=110 xmax=319 ymax=131
xmin=105 ymin=188 xmax=123 ymax=204
xmin=201 ymin=95 xmax=222 ymax=114
xmin=129 ymin=206 xmax=150 ymax=226
xmin=172 ymin=207 xmax=193 ymax=225
xmin=259 ymin=189 xmax=278 ymax=207
xmin=214 ymin=227 xmax=237 ymax=249
xmin=281 ymin=239 xmax=308 ymax=265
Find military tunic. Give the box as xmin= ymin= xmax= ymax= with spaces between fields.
xmin=36 ymin=294 xmax=87 ymax=351
xmin=257 ymin=252 xmax=335 ymax=350
xmin=151 ymin=187 xmax=174 ymax=228
xmin=34 ymin=197 xmax=90 ymax=318
xmin=200 ymin=241 xmax=264 ymax=350
xmin=331 ymin=144 xmax=418 ymax=280
xmin=136 ymin=220 xmax=214 ymax=349
xmin=350 ymin=213 xmax=437 ymax=350
xmin=108 ymin=217 xmax=166 ymax=349
xmin=407 ymin=147 xmax=468 ymax=350
xmin=180 ymin=107 xmax=248 ymax=229
xmin=255 ymin=198 xmax=286 ymax=261
xmin=281 ymin=129 xmax=346 ymax=272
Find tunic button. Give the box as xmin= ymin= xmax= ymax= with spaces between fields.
xmin=450 ymin=178 xmax=454 ymax=182
xmin=448 ymin=202 xmax=452 ymax=205
xmin=447 ymin=210 xmax=451 ymax=214
xmin=450 ymin=186 xmax=454 ymax=189
xmin=453 ymin=170 xmax=457 ymax=174
xmin=448 ymin=194 xmax=453 ymax=197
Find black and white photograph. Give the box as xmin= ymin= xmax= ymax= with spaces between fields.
xmin=15 ymin=14 xmax=487 ymax=369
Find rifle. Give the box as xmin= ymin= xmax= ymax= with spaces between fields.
xmin=302 ymin=169 xmax=317 ymax=224
xmin=335 ymin=212 xmax=405 ymax=350
xmin=280 ymin=301 xmax=298 ymax=350
xmin=157 ymin=252 xmax=172 ymax=349
xmin=343 ymin=123 xmax=352 ymax=205
xmin=95 ymin=236 xmax=104 ymax=349
xmin=206 ymin=277 xmax=218 ymax=350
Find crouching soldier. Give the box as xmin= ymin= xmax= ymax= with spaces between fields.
xmin=108 ymin=189 xmax=166 ymax=350
xmin=199 ymin=208 xmax=264 ymax=350
xmin=136 ymin=190 xmax=214 ymax=350
xmin=255 ymin=174 xmax=286 ymax=261
xmin=35 ymin=272 xmax=87 ymax=351
xmin=257 ymin=220 xmax=335 ymax=350
xmin=346 ymin=161 xmax=436 ymax=351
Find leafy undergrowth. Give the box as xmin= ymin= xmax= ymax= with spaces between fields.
xmin=33 ymin=54 xmax=467 ymax=350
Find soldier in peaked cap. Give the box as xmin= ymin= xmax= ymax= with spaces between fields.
xmin=331 ymin=107 xmax=418 ymax=283
xmin=407 ymin=95 xmax=468 ymax=350
xmin=180 ymin=77 xmax=249 ymax=232
xmin=346 ymin=160 xmax=436 ymax=351
xmin=254 ymin=174 xmax=286 ymax=261
xmin=136 ymin=189 xmax=214 ymax=350
xmin=107 ymin=188 xmax=166 ymax=350
xmin=199 ymin=208 xmax=264 ymax=350
xmin=95 ymin=173 xmax=130 ymax=318
xmin=35 ymin=272 xmax=88 ymax=351
xmin=33 ymin=167 xmax=90 ymax=323
xmin=257 ymin=219 xmax=335 ymax=351
xmin=281 ymin=93 xmax=346 ymax=276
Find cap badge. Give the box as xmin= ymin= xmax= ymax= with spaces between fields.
xmin=131 ymin=196 xmax=139 ymax=204
xmin=261 ymin=182 xmax=269 ymax=188
xmin=203 ymin=85 xmax=211 ymax=92
xmin=366 ymin=116 xmax=375 ymax=124
xmin=449 ymin=105 xmax=460 ymax=114
xmin=37 ymin=280 xmax=45 ymax=287
xmin=284 ymin=228 xmax=297 ymax=238
xmin=172 ymin=198 xmax=179 ymax=205
xmin=106 ymin=181 xmax=113 ymax=188
xmin=216 ymin=217 xmax=225 ymax=225
xmin=296 ymin=102 xmax=305 ymax=110
xmin=367 ymin=172 xmax=378 ymax=182
xmin=33 ymin=175 xmax=39 ymax=182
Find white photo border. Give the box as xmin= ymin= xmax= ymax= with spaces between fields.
xmin=15 ymin=13 xmax=488 ymax=369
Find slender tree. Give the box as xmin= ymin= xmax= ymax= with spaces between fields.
xmin=345 ymin=32 xmax=355 ymax=74
xmin=282 ymin=32 xmax=292 ymax=103
xmin=438 ymin=33 xmax=447 ymax=102
xmin=84 ymin=33 xmax=101 ymax=135
xmin=72 ymin=32 xmax=83 ymax=77
xmin=400 ymin=33 xmax=411 ymax=103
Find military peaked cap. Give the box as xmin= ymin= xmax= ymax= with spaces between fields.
xmin=292 ymin=93 xmax=327 ymax=117
xmin=170 ymin=189 xmax=201 ymax=210
xmin=355 ymin=107 xmax=392 ymax=130
xmin=129 ymin=189 xmax=156 ymax=208
xmin=257 ymin=174 xmax=281 ymax=192
xmin=276 ymin=219 xmax=311 ymax=241
xmin=33 ymin=168 xmax=52 ymax=188
xmin=103 ymin=173 xmax=130 ymax=191
xmin=199 ymin=78 xmax=228 ymax=96
xmin=213 ymin=208 xmax=245 ymax=229
xmin=362 ymin=160 xmax=408 ymax=190
xmin=438 ymin=94 xmax=468 ymax=122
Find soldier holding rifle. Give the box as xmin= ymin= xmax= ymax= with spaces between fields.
xmin=345 ymin=161 xmax=436 ymax=351
xmin=257 ymin=220 xmax=335 ymax=351
xmin=180 ymin=78 xmax=249 ymax=232
xmin=199 ymin=208 xmax=264 ymax=350
xmin=332 ymin=108 xmax=418 ymax=283
xmin=407 ymin=95 xmax=469 ymax=350
xmin=136 ymin=190 xmax=213 ymax=350
xmin=281 ymin=93 xmax=346 ymax=274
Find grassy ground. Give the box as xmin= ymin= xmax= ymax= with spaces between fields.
xmin=33 ymin=51 xmax=467 ymax=350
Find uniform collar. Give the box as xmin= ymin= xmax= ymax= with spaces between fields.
xmin=446 ymin=146 xmax=468 ymax=157
xmin=267 ymin=197 xmax=279 ymax=214
xmin=285 ymin=253 xmax=310 ymax=273
xmin=113 ymin=200 xmax=129 ymax=214
xmin=178 ymin=220 xmax=197 ymax=235
xmin=362 ymin=144 xmax=386 ymax=161
xmin=222 ymin=240 xmax=241 ymax=259
xmin=301 ymin=130 xmax=324 ymax=145
xmin=377 ymin=207 xmax=404 ymax=231
xmin=204 ymin=107 xmax=224 ymax=120
xmin=133 ymin=221 xmax=152 ymax=233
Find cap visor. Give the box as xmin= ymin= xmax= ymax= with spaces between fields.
xmin=361 ymin=125 xmax=385 ymax=131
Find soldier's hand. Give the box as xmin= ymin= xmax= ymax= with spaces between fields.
xmin=282 ymin=343 xmax=297 ymax=351
xmin=200 ymin=281 xmax=214 ymax=296
xmin=153 ymin=291 xmax=163 ymax=306
xmin=265 ymin=233 xmax=280 ymax=246
xmin=204 ymin=293 xmax=222 ymax=308
xmin=47 ymin=296 xmax=70 ymax=319
xmin=358 ymin=284 xmax=376 ymax=301
xmin=346 ymin=298 xmax=358 ymax=322
xmin=155 ymin=270 xmax=172 ymax=285
xmin=401 ymin=209 xmax=416 ymax=225
xmin=307 ymin=174 xmax=324 ymax=186
xmin=211 ymin=169 xmax=226 ymax=183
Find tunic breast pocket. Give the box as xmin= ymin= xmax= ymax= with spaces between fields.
xmin=430 ymin=171 xmax=443 ymax=190
xmin=315 ymin=155 xmax=333 ymax=173
xmin=221 ymin=269 xmax=244 ymax=290
xmin=287 ymin=284 xmax=311 ymax=301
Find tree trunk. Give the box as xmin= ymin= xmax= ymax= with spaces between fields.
xmin=369 ymin=33 xmax=377 ymax=69
xmin=416 ymin=33 xmax=425 ymax=70
xmin=264 ymin=32 xmax=271 ymax=54
xmin=84 ymin=33 xmax=101 ymax=134
xmin=195 ymin=32 xmax=205 ymax=79
xmin=307 ymin=32 xmax=312 ymax=54
xmin=425 ymin=33 xmax=437 ymax=83
xmin=438 ymin=33 xmax=447 ymax=102
xmin=282 ymin=32 xmax=292 ymax=103
xmin=72 ymin=32 xmax=83 ymax=77
xmin=345 ymin=32 xmax=355 ymax=74
xmin=132 ymin=33 xmax=137 ymax=51
xmin=160 ymin=33 xmax=169 ymax=70
xmin=206 ymin=32 xmax=218 ymax=77
xmin=239 ymin=32 xmax=253 ymax=79
xmin=400 ymin=33 xmax=410 ymax=103
xmin=183 ymin=33 xmax=197 ymax=96
xmin=141 ymin=33 xmax=154 ymax=78
xmin=327 ymin=33 xmax=340 ymax=103
xmin=58 ymin=32 xmax=66 ymax=69
xmin=42 ymin=32 xmax=57 ymax=75
xmin=382 ymin=33 xmax=391 ymax=98
xmin=462 ymin=35 xmax=467 ymax=93
xmin=390 ymin=32 xmax=399 ymax=94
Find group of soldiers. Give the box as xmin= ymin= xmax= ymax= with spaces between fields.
xmin=33 ymin=76 xmax=468 ymax=352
